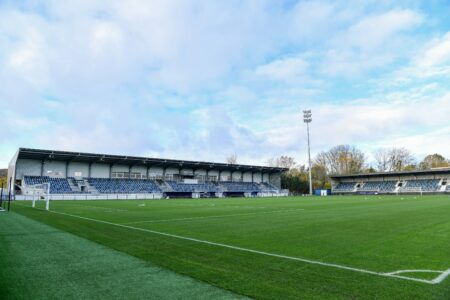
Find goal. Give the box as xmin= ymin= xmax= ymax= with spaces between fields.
xmin=31 ymin=183 xmax=50 ymax=211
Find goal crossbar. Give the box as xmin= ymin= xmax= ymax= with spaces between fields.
xmin=31 ymin=183 xmax=50 ymax=211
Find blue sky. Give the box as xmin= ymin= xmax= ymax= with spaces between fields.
xmin=1 ymin=0 xmax=450 ymax=167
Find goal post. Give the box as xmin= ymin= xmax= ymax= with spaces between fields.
xmin=0 ymin=182 xmax=5 ymax=212
xmin=31 ymin=183 xmax=50 ymax=211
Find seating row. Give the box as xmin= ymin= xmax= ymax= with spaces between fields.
xmin=23 ymin=176 xmax=280 ymax=194
xmin=334 ymin=179 xmax=444 ymax=193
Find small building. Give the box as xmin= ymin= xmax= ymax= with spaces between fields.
xmin=331 ymin=168 xmax=450 ymax=195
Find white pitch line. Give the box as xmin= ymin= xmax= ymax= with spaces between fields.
xmin=432 ymin=268 xmax=450 ymax=284
xmin=62 ymin=203 xmax=128 ymax=212
xmin=385 ymin=269 xmax=443 ymax=276
xmin=122 ymin=208 xmax=305 ymax=225
xmin=34 ymin=208 xmax=447 ymax=285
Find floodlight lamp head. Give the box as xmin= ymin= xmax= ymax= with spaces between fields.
xmin=303 ymin=109 xmax=312 ymax=123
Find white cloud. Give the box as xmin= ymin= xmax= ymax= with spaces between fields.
xmin=376 ymin=31 xmax=450 ymax=88
xmin=322 ymin=9 xmax=423 ymax=76
xmin=254 ymin=57 xmax=309 ymax=82
xmin=90 ymin=22 xmax=123 ymax=55
xmin=254 ymin=88 xmax=450 ymax=165
xmin=5 ymin=26 xmax=49 ymax=87
xmin=0 ymin=1 xmax=449 ymax=169
xmin=418 ymin=32 xmax=450 ymax=67
xmin=341 ymin=10 xmax=423 ymax=50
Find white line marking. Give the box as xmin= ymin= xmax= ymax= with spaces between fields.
xmin=385 ymin=269 xmax=443 ymax=275
xmin=122 ymin=208 xmax=305 ymax=225
xmin=432 ymin=268 xmax=450 ymax=284
xmin=27 ymin=207 xmax=448 ymax=285
xmin=57 ymin=203 xmax=128 ymax=212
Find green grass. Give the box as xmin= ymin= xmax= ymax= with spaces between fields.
xmin=6 ymin=195 xmax=450 ymax=299
xmin=0 ymin=211 xmax=242 ymax=300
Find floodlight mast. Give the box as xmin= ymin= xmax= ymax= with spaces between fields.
xmin=303 ymin=110 xmax=313 ymax=196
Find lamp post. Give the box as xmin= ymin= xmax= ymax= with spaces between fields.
xmin=303 ymin=110 xmax=312 ymax=196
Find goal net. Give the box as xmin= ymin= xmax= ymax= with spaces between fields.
xmin=31 ymin=183 xmax=50 ymax=211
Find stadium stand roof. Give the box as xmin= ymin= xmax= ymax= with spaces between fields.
xmin=15 ymin=148 xmax=288 ymax=173
xmin=330 ymin=167 xmax=450 ymax=179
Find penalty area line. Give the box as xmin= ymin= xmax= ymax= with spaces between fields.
xmin=38 ymin=207 xmax=444 ymax=285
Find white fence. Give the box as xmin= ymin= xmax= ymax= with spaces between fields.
xmin=15 ymin=193 xmax=164 ymax=201
xmin=257 ymin=191 xmax=289 ymax=197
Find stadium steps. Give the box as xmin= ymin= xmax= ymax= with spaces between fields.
xmin=84 ymin=180 xmax=98 ymax=193
xmin=68 ymin=178 xmax=81 ymax=193
xmin=156 ymin=180 xmax=174 ymax=192
xmin=214 ymin=182 xmax=227 ymax=192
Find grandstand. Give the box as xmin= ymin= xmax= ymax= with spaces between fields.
xmin=331 ymin=168 xmax=450 ymax=195
xmin=7 ymin=148 xmax=288 ymax=200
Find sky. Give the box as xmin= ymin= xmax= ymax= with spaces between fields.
xmin=1 ymin=0 xmax=450 ymax=168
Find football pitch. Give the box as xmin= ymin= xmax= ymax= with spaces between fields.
xmin=3 ymin=195 xmax=450 ymax=299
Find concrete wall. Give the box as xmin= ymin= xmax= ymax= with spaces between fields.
xmin=194 ymin=169 xmax=207 ymax=176
xmin=253 ymin=172 xmax=262 ymax=183
xmin=207 ymin=170 xmax=219 ymax=177
xmin=67 ymin=162 xmax=89 ymax=177
xmin=7 ymin=150 xmax=19 ymax=193
xmin=231 ymin=171 xmax=243 ymax=181
xmin=111 ymin=164 xmax=129 ymax=173
xmin=149 ymin=167 xmax=163 ymax=176
xmin=220 ymin=171 xmax=231 ymax=181
xmin=243 ymin=172 xmax=252 ymax=182
xmin=43 ymin=160 xmax=66 ymax=177
xmin=91 ymin=163 xmax=110 ymax=178
xmin=131 ymin=165 xmax=147 ymax=175
xmin=165 ymin=167 xmax=180 ymax=175
xmin=15 ymin=159 xmax=41 ymax=179
xmin=180 ymin=168 xmax=194 ymax=175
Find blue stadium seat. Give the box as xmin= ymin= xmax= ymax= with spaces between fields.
xmin=219 ymin=182 xmax=261 ymax=192
xmin=24 ymin=176 xmax=75 ymax=194
xmin=359 ymin=181 xmax=397 ymax=192
xmin=24 ymin=176 xmax=281 ymax=195
xmin=333 ymin=182 xmax=355 ymax=192
xmin=403 ymin=179 xmax=439 ymax=192
xmin=166 ymin=181 xmax=219 ymax=193
xmin=87 ymin=178 xmax=161 ymax=193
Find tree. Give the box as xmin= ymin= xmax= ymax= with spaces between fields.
xmin=0 ymin=176 xmax=6 ymax=188
xmin=419 ymin=154 xmax=449 ymax=170
xmin=403 ymin=164 xmax=417 ymax=171
xmin=311 ymin=164 xmax=329 ymax=189
xmin=373 ymin=147 xmax=416 ymax=172
xmin=388 ymin=148 xmax=415 ymax=171
xmin=373 ymin=148 xmax=390 ymax=172
xmin=281 ymin=169 xmax=309 ymax=194
xmin=226 ymin=154 xmax=238 ymax=165
xmin=267 ymin=156 xmax=296 ymax=169
xmin=363 ymin=166 xmax=377 ymax=173
xmin=314 ymin=145 xmax=366 ymax=175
